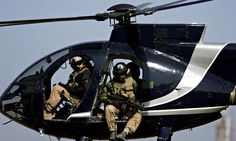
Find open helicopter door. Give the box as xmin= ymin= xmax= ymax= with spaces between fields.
xmin=39 ymin=44 xmax=109 ymax=122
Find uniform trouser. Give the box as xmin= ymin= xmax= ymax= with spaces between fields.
xmin=105 ymin=104 xmax=142 ymax=134
xmin=45 ymin=84 xmax=81 ymax=112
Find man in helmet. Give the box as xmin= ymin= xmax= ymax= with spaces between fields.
xmin=101 ymin=62 xmax=142 ymax=141
xmin=44 ymin=55 xmax=91 ymax=120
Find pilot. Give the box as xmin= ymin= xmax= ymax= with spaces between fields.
xmin=44 ymin=56 xmax=91 ymax=120
xmin=101 ymin=62 xmax=142 ymax=141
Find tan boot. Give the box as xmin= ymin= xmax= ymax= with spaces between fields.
xmin=109 ymin=131 xmax=116 ymax=141
xmin=43 ymin=110 xmax=55 ymax=120
xmin=116 ymin=131 xmax=127 ymax=141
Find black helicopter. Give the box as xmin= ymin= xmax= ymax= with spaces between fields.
xmin=0 ymin=0 xmax=236 ymax=141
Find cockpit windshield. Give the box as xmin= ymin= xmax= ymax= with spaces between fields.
xmin=0 ymin=49 xmax=69 ymax=120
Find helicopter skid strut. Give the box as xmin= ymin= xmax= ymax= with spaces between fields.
xmin=156 ymin=126 xmax=172 ymax=141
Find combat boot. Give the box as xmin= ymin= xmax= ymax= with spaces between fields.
xmin=109 ymin=131 xmax=116 ymax=141
xmin=116 ymin=131 xmax=128 ymax=141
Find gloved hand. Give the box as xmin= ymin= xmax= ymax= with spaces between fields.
xmin=58 ymin=82 xmax=71 ymax=91
xmin=58 ymin=82 xmax=65 ymax=87
xmin=100 ymin=96 xmax=112 ymax=104
xmin=128 ymin=97 xmax=135 ymax=103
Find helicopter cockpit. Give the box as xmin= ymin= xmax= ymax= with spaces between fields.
xmin=0 ymin=42 xmax=105 ymax=124
xmin=0 ymin=41 xmax=148 ymax=123
xmin=0 ymin=48 xmax=71 ymax=122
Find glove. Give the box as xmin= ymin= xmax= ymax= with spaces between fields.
xmin=58 ymin=82 xmax=71 ymax=92
xmin=100 ymin=96 xmax=111 ymax=104
xmin=58 ymin=82 xmax=66 ymax=87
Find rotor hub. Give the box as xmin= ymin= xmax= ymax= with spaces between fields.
xmin=107 ymin=4 xmax=137 ymax=25
xmin=107 ymin=4 xmax=137 ymax=12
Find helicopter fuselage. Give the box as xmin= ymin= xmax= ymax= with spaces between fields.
xmin=0 ymin=23 xmax=236 ymax=140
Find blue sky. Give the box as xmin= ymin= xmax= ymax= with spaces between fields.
xmin=0 ymin=0 xmax=236 ymax=141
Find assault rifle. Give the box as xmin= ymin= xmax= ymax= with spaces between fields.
xmin=108 ymin=94 xmax=145 ymax=113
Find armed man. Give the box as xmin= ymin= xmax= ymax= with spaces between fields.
xmin=100 ymin=62 xmax=142 ymax=141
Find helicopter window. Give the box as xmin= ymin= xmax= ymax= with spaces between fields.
xmin=16 ymin=49 xmax=69 ymax=82
xmin=51 ymin=60 xmax=72 ymax=87
xmin=108 ymin=58 xmax=143 ymax=81
xmin=44 ymin=54 xmax=94 ymax=120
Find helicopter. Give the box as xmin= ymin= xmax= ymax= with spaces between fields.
xmin=0 ymin=0 xmax=236 ymax=141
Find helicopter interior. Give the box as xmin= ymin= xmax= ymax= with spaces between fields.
xmin=1 ymin=39 xmax=160 ymax=125
xmin=2 ymin=37 xmax=187 ymax=124
xmin=45 ymin=53 xmax=146 ymax=121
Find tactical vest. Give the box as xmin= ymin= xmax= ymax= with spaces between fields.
xmin=67 ymin=67 xmax=89 ymax=88
xmin=108 ymin=77 xmax=137 ymax=99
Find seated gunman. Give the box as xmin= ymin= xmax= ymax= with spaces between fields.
xmin=100 ymin=62 xmax=142 ymax=141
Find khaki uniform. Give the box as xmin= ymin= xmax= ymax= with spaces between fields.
xmin=45 ymin=85 xmax=81 ymax=112
xmin=44 ymin=67 xmax=91 ymax=119
xmin=102 ymin=76 xmax=142 ymax=134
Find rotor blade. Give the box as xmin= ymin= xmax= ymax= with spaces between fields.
xmin=156 ymin=0 xmax=214 ymax=11
xmin=149 ymin=0 xmax=188 ymax=10
xmin=136 ymin=0 xmax=213 ymax=15
xmin=136 ymin=2 xmax=153 ymax=10
xmin=0 ymin=14 xmax=108 ymax=27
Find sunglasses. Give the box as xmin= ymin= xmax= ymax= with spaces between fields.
xmin=76 ymin=60 xmax=83 ymax=65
